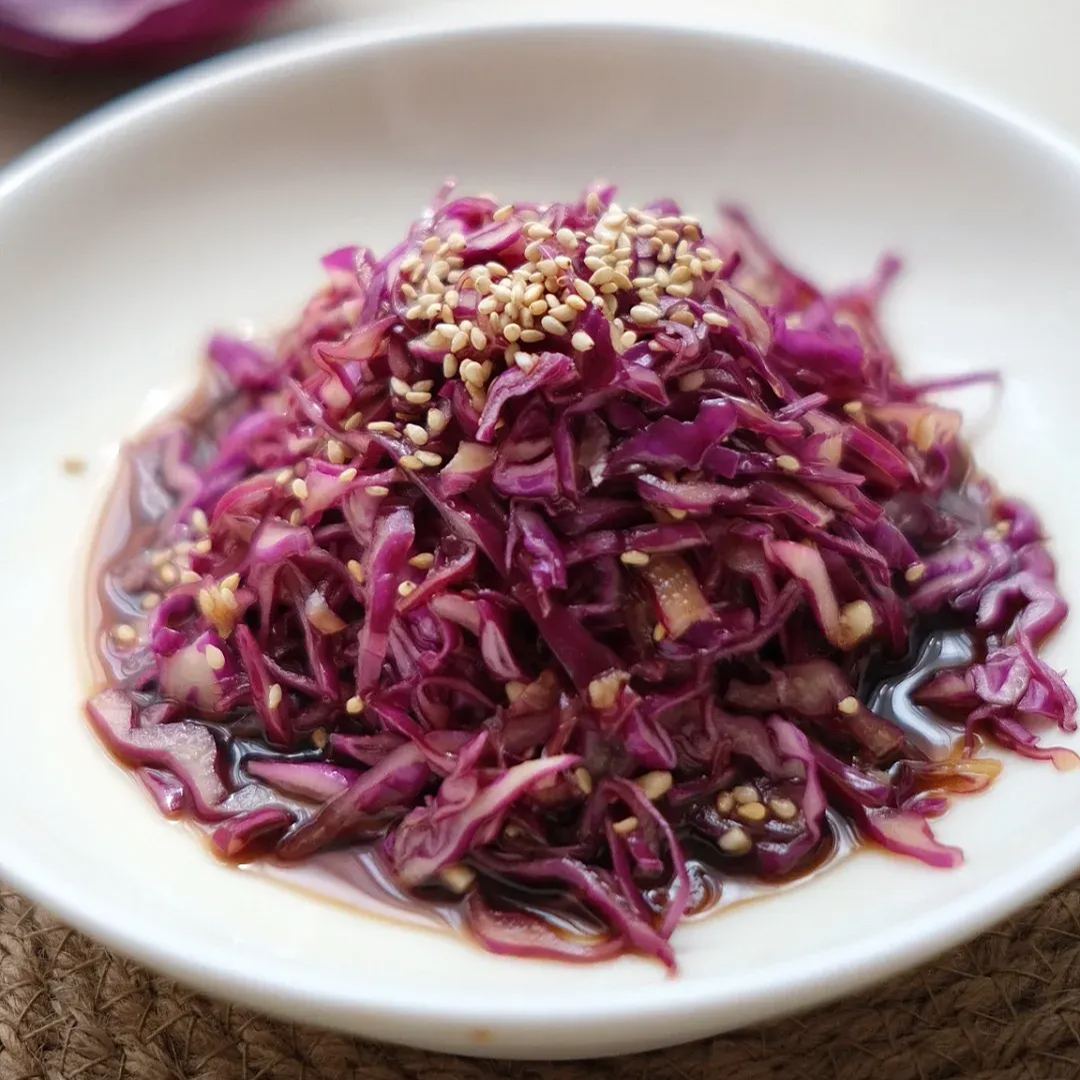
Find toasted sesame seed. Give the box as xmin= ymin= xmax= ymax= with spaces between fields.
xmin=528 ymin=298 xmax=549 ymax=316
xmin=366 ymin=420 xmax=396 ymax=434
xmin=399 ymin=455 xmax=425 ymax=471
xmin=427 ymin=408 xmax=448 ymax=434
xmin=905 ymin=563 xmax=926 ymax=583
xmin=549 ymin=303 xmax=576 ymax=322
xmin=205 ymin=644 xmax=226 ymax=671
xmin=838 ymin=696 xmax=860 ymax=716
xmin=112 ymin=624 xmax=137 ymax=646
xmin=439 ymin=863 xmax=477 ymax=894
xmin=571 ymin=330 xmax=595 ymax=351
xmin=267 ymin=683 xmax=283 ymax=710
xmin=719 ymin=826 xmax=752 ymax=855
xmin=288 ymin=509 xmax=302 ymax=525
xmin=599 ymin=282 xmax=619 ymax=295
xmin=520 ymin=329 xmax=544 ymax=344
xmin=565 ymin=294 xmax=588 ymax=312
xmin=179 ymin=569 xmax=200 ymax=584
xmin=843 ymin=400 xmax=864 ymax=416
xmin=460 ymin=359 xmax=486 ymax=386
xmin=716 ymin=791 xmax=735 ymax=815
xmin=636 ymin=770 xmax=673 ymax=801
xmin=541 ymin=315 xmax=567 ymax=336
xmin=503 ymin=323 xmax=522 ymax=342
xmin=345 ymin=694 xmax=364 ymax=714
xmin=738 ymin=801 xmax=768 ymax=823
xmin=470 ymin=326 xmax=487 ymax=350
xmin=670 ymin=309 xmax=696 ymax=327
xmin=653 ymin=623 xmax=667 ymax=642
xmin=342 ymin=412 xmax=363 ymax=431
xmin=620 ymin=549 xmax=650 ymax=567
xmin=775 ymin=455 xmax=800 ymax=472
xmin=347 ymin=559 xmax=365 ymax=583
xmin=769 ymin=797 xmax=798 ymax=821
xmin=291 ymin=478 xmax=309 ymax=500
xmin=573 ymin=766 xmax=594 ymax=795
xmin=404 ymin=423 xmax=428 ymax=446
xmin=666 ymin=281 xmax=694 ymax=298
xmin=416 ymin=450 xmax=442 ymax=467
xmin=409 ymin=552 xmax=435 ymax=569
xmin=405 ymin=390 xmax=432 ymax=405
xmin=587 ymin=670 xmax=629 ymax=710
xmin=364 ymin=485 xmax=389 ymax=498
xmin=733 ymin=784 xmax=759 ymax=805
xmin=679 ymin=371 xmax=706 ymax=392
xmin=339 ymin=467 xmax=358 ymax=484
xmin=442 ymin=354 xmax=459 ymax=378
xmin=397 ymin=580 xmax=417 ymax=597
xmin=220 ymin=572 xmax=240 ymax=592
xmin=630 ymin=303 xmax=661 ymax=325
xmin=612 ymin=816 xmax=639 ymax=837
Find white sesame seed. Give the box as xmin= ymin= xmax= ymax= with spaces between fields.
xmin=838 ymin=696 xmax=860 ymax=716
xmin=843 ymin=400 xmax=864 ymax=416
xmin=443 ymin=354 xmax=459 ymax=378
xmin=366 ymin=420 xmax=397 ymax=433
xmin=158 ymin=564 xmax=178 ymax=586
xmin=220 ymin=572 xmax=241 ymax=592
xmin=326 ymin=440 xmax=346 ymax=465
xmin=470 ymin=326 xmax=487 ymax=350
xmin=528 ymin=298 xmax=549 ymax=317
xmin=390 ymin=376 xmax=411 ymax=396
xmin=775 ymin=455 xmax=800 ymax=472
xmin=515 ymin=353 xmax=538 ymax=373
xmin=733 ymin=784 xmax=759 ymax=804
xmin=399 ymin=455 xmax=424 ymax=471
xmin=620 ymin=549 xmax=650 ymax=567
xmin=574 ymin=767 xmax=594 ymax=795
xmin=493 ymin=204 xmax=513 ymax=222
xmin=427 ymin=408 xmax=447 ymax=433
xmin=342 ymin=412 xmax=363 ymax=431
xmin=267 ymin=683 xmax=283 ymax=710
xmin=586 ymin=191 xmax=602 ymax=214
xmin=347 ymin=559 xmax=365 ymax=583
xmin=525 ymin=223 xmax=553 ymax=241
xmin=520 ymin=329 xmax=544 ymax=344
xmin=190 ymin=508 xmax=209 ymax=534
xmin=397 ymin=580 xmax=417 ymax=597
xmin=679 ymin=371 xmax=706 ymax=392
xmin=630 ymin=303 xmax=661 ymax=325
xmin=275 ymin=467 xmax=294 ymax=486
xmin=738 ymin=801 xmax=768 ymax=822
xmin=719 ymin=827 xmax=752 ymax=855
xmin=666 ymin=282 xmax=694 ymax=298
xmin=548 ymin=304 xmax=575 ymax=323
xmin=112 ymin=624 xmax=137 ymax=646
xmin=291 ymin=478 xmax=309 ymax=500
xmin=769 ymin=797 xmax=798 ymax=821
xmin=460 ymin=359 xmax=486 ymax=386
xmin=288 ymin=509 xmax=302 ymax=525
xmin=439 ymin=864 xmax=477 ymax=894
xmin=448 ymin=331 xmax=468 ymax=354
xmin=404 ymin=423 xmax=428 ymax=445
xmin=716 ymin=791 xmax=735 ymax=814
xmin=365 ymin=485 xmax=389 ymax=498
xmin=339 ymin=467 xmax=358 ymax=484
xmin=555 ymin=227 xmax=577 ymax=250
xmin=571 ymin=330 xmax=595 ymax=351
xmin=404 ymin=303 xmax=423 ymax=319
xmin=205 ymin=644 xmax=226 ymax=671
xmin=194 ymin=538 xmax=213 ymax=555
xmin=416 ymin=450 xmax=442 ymax=467
xmin=179 ymin=569 xmax=200 ymax=584
xmin=405 ymin=390 xmax=432 ymax=405
xmin=141 ymin=593 xmax=161 ymax=610
xmin=620 ymin=330 xmax=638 ymax=350
xmin=636 ymin=770 xmax=673 ymax=801
xmin=905 ymin=563 xmax=926 ymax=584
xmin=345 ymin=694 xmax=364 ymax=714
xmin=503 ymin=323 xmax=522 ymax=343
xmin=652 ymin=623 xmax=667 ymax=642
xmin=409 ymin=552 xmax=435 ymax=569
xmin=612 ymin=816 xmax=639 ymax=836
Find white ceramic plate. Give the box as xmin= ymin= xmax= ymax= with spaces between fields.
xmin=2 ymin=11 xmax=1080 ymax=1061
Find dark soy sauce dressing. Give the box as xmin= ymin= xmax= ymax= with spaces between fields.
xmin=87 ymin=401 xmax=987 ymax=950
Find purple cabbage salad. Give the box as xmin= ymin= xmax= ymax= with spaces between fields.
xmin=89 ymin=185 xmax=1075 ymax=969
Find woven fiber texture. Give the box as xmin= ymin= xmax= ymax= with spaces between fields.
xmin=2 ymin=882 xmax=1079 ymax=1080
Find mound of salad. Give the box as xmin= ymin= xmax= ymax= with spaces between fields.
xmin=89 ymin=185 xmax=1074 ymax=968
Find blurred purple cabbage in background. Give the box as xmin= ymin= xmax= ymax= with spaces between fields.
xmin=0 ymin=0 xmax=288 ymax=63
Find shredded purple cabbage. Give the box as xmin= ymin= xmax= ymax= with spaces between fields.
xmin=89 ymin=186 xmax=1075 ymax=969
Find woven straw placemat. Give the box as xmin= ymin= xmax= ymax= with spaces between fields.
xmin=1 ymin=879 xmax=1078 ymax=1079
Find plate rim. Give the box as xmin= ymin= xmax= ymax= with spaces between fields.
xmin=3 ymin=8 xmax=1080 ymax=1052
